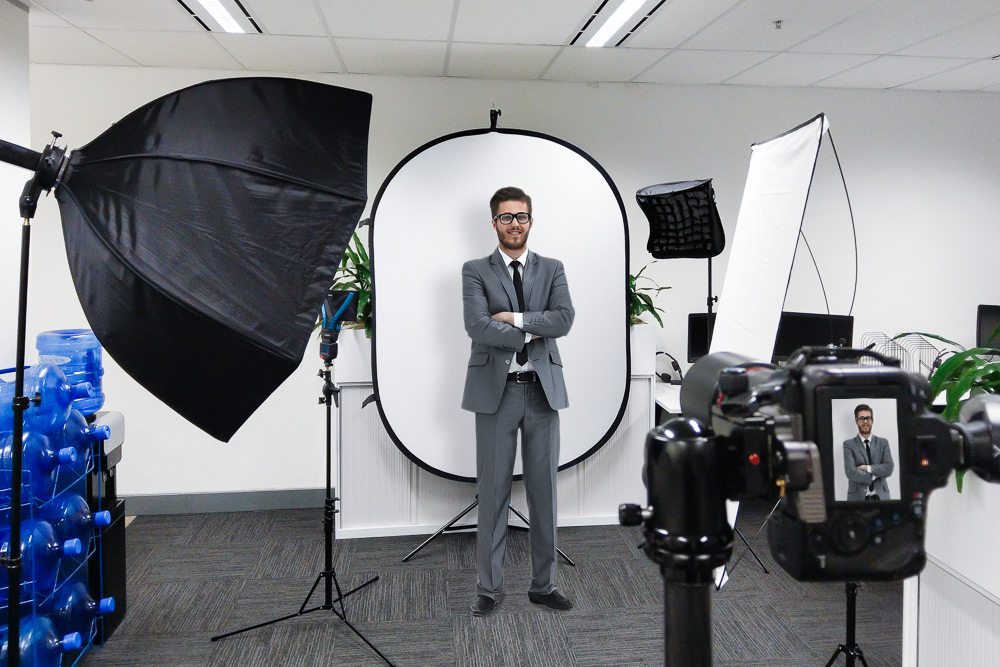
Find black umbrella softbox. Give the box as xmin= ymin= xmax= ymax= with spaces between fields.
xmin=53 ymin=77 xmax=372 ymax=441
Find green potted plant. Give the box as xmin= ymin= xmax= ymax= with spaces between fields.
xmin=894 ymin=330 xmax=1000 ymax=490
xmin=331 ymin=230 xmax=372 ymax=338
xmin=629 ymin=262 xmax=670 ymax=327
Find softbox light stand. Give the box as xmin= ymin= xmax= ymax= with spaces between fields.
xmin=636 ymin=179 xmax=726 ymax=349
xmin=211 ymin=356 xmax=392 ymax=666
xmin=2 ymin=77 xmax=373 ymax=667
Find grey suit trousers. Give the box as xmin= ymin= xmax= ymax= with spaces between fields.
xmin=475 ymin=381 xmax=559 ymax=600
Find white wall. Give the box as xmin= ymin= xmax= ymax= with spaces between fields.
xmin=0 ymin=0 xmax=30 ymax=365
xmin=26 ymin=64 xmax=1000 ymax=499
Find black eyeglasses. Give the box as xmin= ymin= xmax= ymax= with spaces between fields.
xmin=856 ymin=416 xmax=873 ymax=423
xmin=493 ymin=212 xmax=531 ymax=225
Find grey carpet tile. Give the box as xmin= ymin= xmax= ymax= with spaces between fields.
xmin=556 ymin=524 xmax=643 ymax=562
xmin=222 ymin=575 xmax=351 ymax=630
xmin=142 ymin=542 xmax=266 ymax=583
xmin=456 ymin=610 xmax=575 ymax=667
xmin=125 ymin=513 xmax=199 ymax=546
xmin=614 ymin=523 xmax=650 ymax=561
xmin=555 ymin=558 xmax=661 ymax=611
xmin=338 ymin=532 xmax=452 ymax=574
xmin=208 ymin=616 xmax=413 ymax=667
xmin=180 ymin=510 xmax=279 ymax=547
xmin=712 ymin=596 xmax=817 ymax=663
xmin=561 ymin=607 xmax=663 ymax=666
xmin=327 ymin=569 xmax=452 ymax=623
xmin=78 ymin=633 xmax=216 ymax=666
xmin=248 ymin=532 xmax=325 ymax=580
xmin=115 ymin=578 xmax=246 ymax=636
xmin=123 ymin=540 xmax=171 ymax=587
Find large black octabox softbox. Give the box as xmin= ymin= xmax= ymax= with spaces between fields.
xmin=53 ymin=77 xmax=372 ymax=441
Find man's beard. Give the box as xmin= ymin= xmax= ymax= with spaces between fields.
xmin=498 ymin=227 xmax=529 ymax=251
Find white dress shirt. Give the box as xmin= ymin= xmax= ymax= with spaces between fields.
xmin=497 ymin=247 xmax=534 ymax=372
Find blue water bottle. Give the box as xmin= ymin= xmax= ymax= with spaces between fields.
xmin=39 ymin=493 xmax=111 ymax=546
xmin=1 ymin=363 xmax=93 ymax=435
xmin=52 ymin=409 xmax=109 ymax=482
xmin=0 ymin=614 xmax=83 ymax=667
xmin=38 ymin=580 xmax=115 ymax=639
xmin=0 ymin=430 xmax=77 ymax=500
xmin=36 ymin=329 xmax=106 ymax=416
xmin=0 ymin=519 xmax=84 ymax=601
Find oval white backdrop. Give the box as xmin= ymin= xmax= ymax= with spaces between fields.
xmin=371 ymin=129 xmax=629 ymax=481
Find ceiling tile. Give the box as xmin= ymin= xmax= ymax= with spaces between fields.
xmin=791 ymin=0 xmax=997 ymax=55
xmin=683 ymin=0 xmax=874 ymax=51
xmin=453 ymin=0 xmax=595 ymax=45
xmin=725 ymin=52 xmax=874 ymax=86
xmin=239 ymin=0 xmax=328 ymax=37
xmin=213 ymin=34 xmax=342 ymax=72
xmin=336 ymin=38 xmax=447 ymax=77
xmin=27 ymin=4 xmax=71 ymax=28
xmin=898 ymin=59 xmax=1000 ymax=91
xmin=85 ymin=29 xmax=243 ymax=69
xmin=30 ymin=25 xmax=138 ymax=66
xmin=317 ymin=0 xmax=453 ymax=40
xmin=30 ymin=0 xmax=200 ymax=32
xmin=448 ymin=43 xmax=559 ymax=80
xmin=625 ymin=0 xmax=742 ymax=49
xmin=542 ymin=46 xmax=665 ymax=82
xmin=634 ymin=49 xmax=772 ymax=85
xmin=815 ymin=55 xmax=974 ymax=89
xmin=897 ymin=13 xmax=1000 ymax=59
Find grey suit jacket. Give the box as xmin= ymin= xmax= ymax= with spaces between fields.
xmin=843 ymin=434 xmax=893 ymax=501
xmin=461 ymin=249 xmax=574 ymax=414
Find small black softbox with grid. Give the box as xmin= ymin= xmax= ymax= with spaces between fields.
xmin=636 ymin=179 xmax=724 ymax=259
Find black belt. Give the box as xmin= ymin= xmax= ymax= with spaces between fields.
xmin=507 ymin=371 xmax=538 ymax=383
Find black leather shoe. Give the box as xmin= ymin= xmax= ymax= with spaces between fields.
xmin=528 ymin=590 xmax=573 ymax=611
xmin=471 ymin=595 xmax=497 ymax=616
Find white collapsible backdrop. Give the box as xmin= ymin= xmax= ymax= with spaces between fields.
xmin=708 ymin=114 xmax=828 ymax=587
xmin=370 ymin=129 xmax=629 ymax=481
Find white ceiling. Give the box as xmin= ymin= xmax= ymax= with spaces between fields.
xmin=24 ymin=0 xmax=1000 ymax=93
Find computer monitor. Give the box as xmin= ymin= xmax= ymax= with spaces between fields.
xmin=772 ymin=311 xmax=854 ymax=362
xmin=687 ymin=311 xmax=854 ymax=364
xmin=978 ymin=304 xmax=1000 ymax=348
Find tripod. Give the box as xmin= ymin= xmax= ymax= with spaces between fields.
xmin=402 ymin=497 xmax=576 ymax=566
xmin=211 ymin=360 xmax=393 ymax=666
xmin=715 ymin=498 xmax=781 ymax=589
xmin=825 ymin=582 xmax=869 ymax=667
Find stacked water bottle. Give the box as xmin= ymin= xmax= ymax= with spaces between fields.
xmin=1 ymin=330 xmax=115 ymax=665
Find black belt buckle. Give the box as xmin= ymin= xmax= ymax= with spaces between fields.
xmin=511 ymin=371 xmax=535 ymax=384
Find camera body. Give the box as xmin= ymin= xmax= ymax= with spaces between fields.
xmin=681 ymin=348 xmax=960 ymax=581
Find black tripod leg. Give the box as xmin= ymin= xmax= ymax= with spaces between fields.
xmin=506 ymin=503 xmax=576 ymax=567
xmin=401 ymin=499 xmax=479 ymax=562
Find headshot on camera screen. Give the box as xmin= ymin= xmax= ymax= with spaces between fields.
xmin=830 ymin=398 xmax=901 ymax=503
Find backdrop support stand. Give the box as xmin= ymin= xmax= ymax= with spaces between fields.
xmin=211 ymin=361 xmax=393 ymax=666
xmin=402 ymin=498 xmax=576 ymax=566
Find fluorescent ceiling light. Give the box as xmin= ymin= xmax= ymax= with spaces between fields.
xmin=586 ymin=0 xmax=645 ymax=47
xmin=194 ymin=0 xmax=244 ymax=33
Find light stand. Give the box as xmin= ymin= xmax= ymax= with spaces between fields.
xmin=2 ymin=134 xmax=68 ymax=667
xmin=825 ymin=582 xmax=869 ymax=667
xmin=211 ymin=346 xmax=392 ymax=666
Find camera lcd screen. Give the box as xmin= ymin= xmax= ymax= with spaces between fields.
xmin=829 ymin=398 xmax=901 ymax=503
xmin=814 ymin=386 xmax=907 ymax=505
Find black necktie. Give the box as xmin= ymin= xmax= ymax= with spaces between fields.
xmin=865 ymin=440 xmax=874 ymax=492
xmin=511 ymin=260 xmax=527 ymax=366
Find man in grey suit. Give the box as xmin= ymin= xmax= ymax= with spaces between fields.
xmin=843 ymin=404 xmax=894 ymax=501
xmin=462 ymin=186 xmax=575 ymax=616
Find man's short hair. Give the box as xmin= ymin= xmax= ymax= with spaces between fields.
xmin=490 ymin=186 xmax=532 ymax=217
xmin=854 ymin=403 xmax=873 ymax=418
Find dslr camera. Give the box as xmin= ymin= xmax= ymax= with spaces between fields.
xmin=622 ymin=346 xmax=1000 ymax=583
